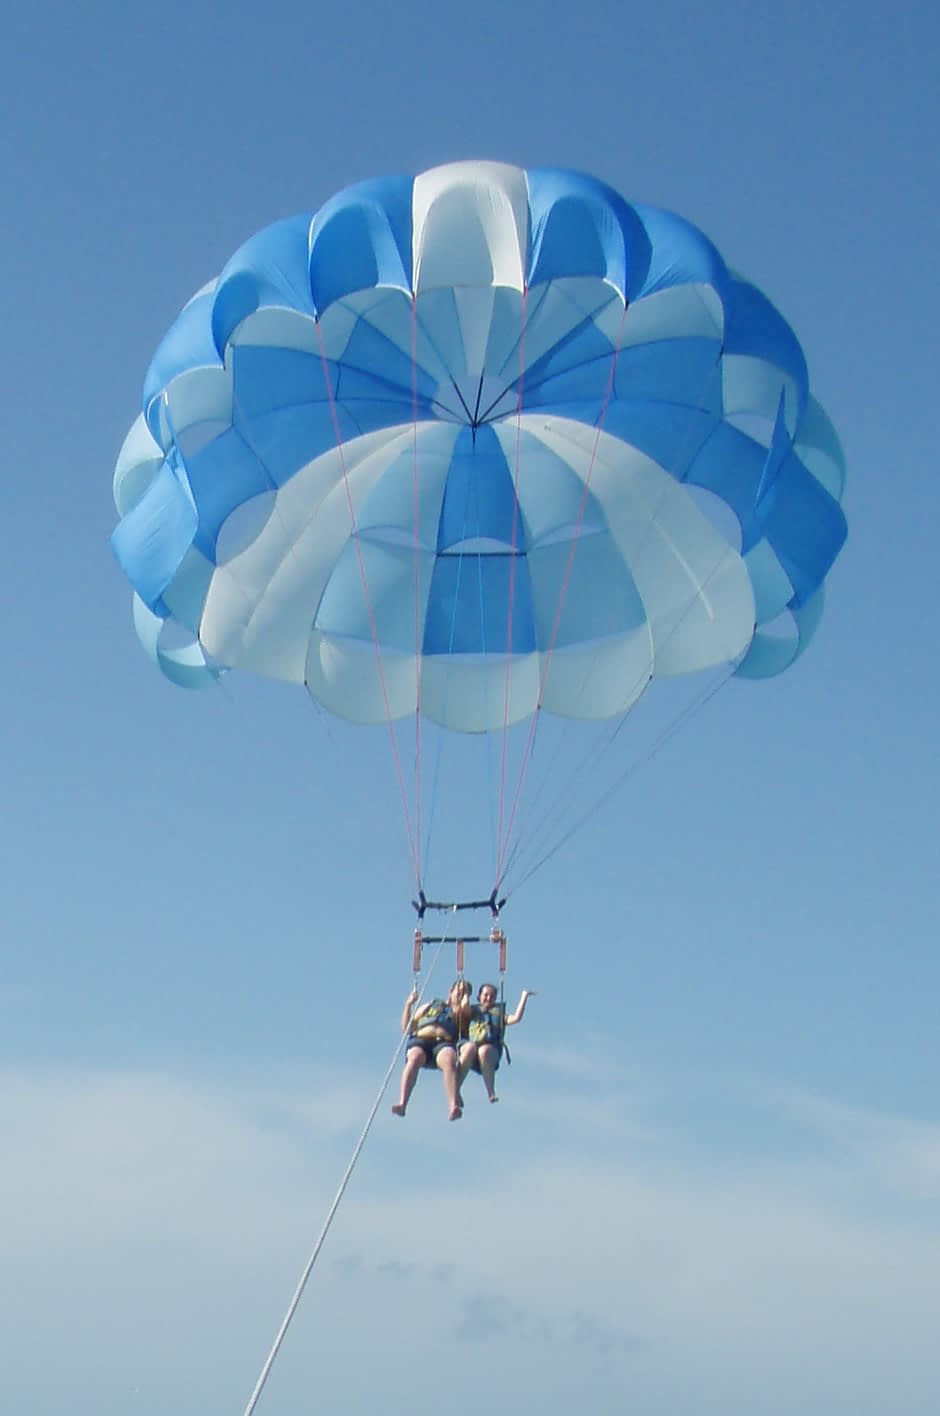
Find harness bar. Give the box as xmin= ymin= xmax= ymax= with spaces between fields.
xmin=411 ymin=889 xmax=506 ymax=920
xmin=414 ymin=933 xmax=494 ymax=944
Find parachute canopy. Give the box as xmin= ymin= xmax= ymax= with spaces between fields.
xmin=112 ymin=161 xmax=847 ymax=729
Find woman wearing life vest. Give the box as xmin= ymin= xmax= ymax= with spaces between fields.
xmin=392 ymin=980 xmax=471 ymax=1121
xmin=459 ymin=983 xmax=536 ymax=1103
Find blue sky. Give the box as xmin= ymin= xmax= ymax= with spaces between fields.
xmin=2 ymin=2 xmax=939 ymax=1412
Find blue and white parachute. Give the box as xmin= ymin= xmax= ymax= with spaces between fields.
xmin=112 ymin=160 xmax=846 ymax=729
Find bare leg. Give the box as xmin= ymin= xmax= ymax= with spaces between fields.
xmin=458 ymin=1042 xmax=477 ymax=1092
xmin=392 ymin=1047 xmax=425 ymax=1116
xmin=436 ymin=1047 xmax=462 ymax=1119
xmin=479 ymin=1044 xmax=499 ymax=1102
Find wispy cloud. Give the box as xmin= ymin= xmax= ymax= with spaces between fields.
xmin=328 ymin=1245 xmax=644 ymax=1357
xmin=773 ymin=1086 xmax=940 ymax=1201
xmin=518 ymin=1039 xmax=637 ymax=1085
xmin=454 ymin=1292 xmax=646 ymax=1356
xmin=332 ymin=1253 xmax=455 ymax=1284
xmin=3 ymin=1061 xmax=940 ymax=1415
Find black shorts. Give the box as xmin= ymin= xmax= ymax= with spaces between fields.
xmin=407 ymin=1036 xmax=456 ymax=1066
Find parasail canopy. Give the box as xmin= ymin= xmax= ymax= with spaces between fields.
xmin=112 ymin=161 xmax=846 ymax=733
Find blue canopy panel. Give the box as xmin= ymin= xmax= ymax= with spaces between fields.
xmin=143 ymin=285 xmax=220 ymax=437
xmin=753 ymin=451 xmax=847 ymax=607
xmin=687 ymin=420 xmax=769 ymax=518
xmin=521 ymin=320 xmax=621 ymax=401
xmin=177 ymin=430 xmax=271 ymax=562
xmin=604 ymin=402 xmax=720 ymax=481
xmin=723 ymin=277 xmax=809 ymax=427
xmin=337 ymin=317 xmax=435 ymax=409
xmin=423 ymin=553 xmax=536 ymax=656
xmin=230 ymin=344 xmax=415 ymax=461
xmin=435 ymin=427 xmax=520 ymax=553
xmin=309 ymin=175 xmax=414 ymax=311
xmin=211 ymin=212 xmax=317 ymax=355
xmin=631 ymin=204 xmax=730 ymax=303
xmin=526 ymin=168 xmax=652 ymax=300
xmin=111 ymin=449 xmax=197 ymax=612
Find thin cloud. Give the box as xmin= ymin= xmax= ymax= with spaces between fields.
xmin=4 ymin=1062 xmax=940 ymax=1415
xmin=454 ymin=1292 xmax=646 ymax=1356
xmin=332 ymin=1254 xmax=455 ymax=1285
xmin=774 ymin=1088 xmax=940 ymax=1201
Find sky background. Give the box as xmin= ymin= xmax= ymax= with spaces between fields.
xmin=2 ymin=1 xmax=939 ymax=1412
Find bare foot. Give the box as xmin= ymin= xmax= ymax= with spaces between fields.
xmin=489 ymin=1094 xmax=499 ymax=1103
xmin=391 ymin=1104 xmax=406 ymax=1117
xmin=449 ymin=1105 xmax=462 ymax=1121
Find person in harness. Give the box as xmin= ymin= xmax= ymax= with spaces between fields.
xmin=391 ymin=979 xmax=471 ymax=1121
xmin=459 ymin=982 xmax=536 ymax=1103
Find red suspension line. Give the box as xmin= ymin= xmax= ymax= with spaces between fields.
xmin=314 ymin=315 xmax=422 ymax=888
xmin=496 ymin=302 xmax=630 ymax=886
xmin=494 ymin=282 xmax=529 ymax=885
xmin=411 ymin=293 xmax=423 ymax=885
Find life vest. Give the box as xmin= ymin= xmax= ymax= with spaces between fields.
xmin=413 ymin=999 xmax=458 ymax=1043
xmin=467 ymin=1002 xmax=506 ymax=1046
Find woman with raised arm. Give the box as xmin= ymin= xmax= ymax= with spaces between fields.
xmin=459 ymin=983 xmax=536 ymax=1104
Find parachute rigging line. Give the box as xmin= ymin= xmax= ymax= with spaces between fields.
xmin=416 ymin=359 xmax=490 ymax=885
xmin=411 ymin=294 xmax=424 ymax=885
xmin=496 ymin=520 xmax=743 ymax=895
xmin=495 ymin=284 xmax=529 ymax=889
xmin=409 ymin=276 xmax=515 ymax=887
xmin=241 ymin=935 xmax=449 ymax=1416
xmin=221 ymin=374 xmax=425 ymax=883
xmin=313 ymin=316 xmax=422 ymax=890
xmin=495 ymin=302 xmax=630 ymax=888
xmin=502 ymin=659 xmax=737 ymax=897
xmin=492 ymin=322 xmax=731 ymax=893
xmin=494 ymin=370 xmax=752 ymax=897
